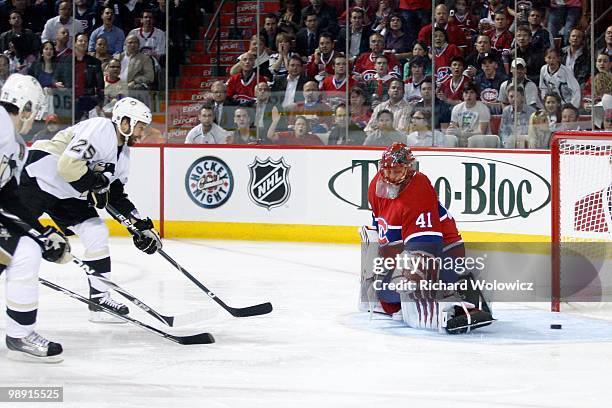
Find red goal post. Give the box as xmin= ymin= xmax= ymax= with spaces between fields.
xmin=551 ymin=131 xmax=612 ymax=312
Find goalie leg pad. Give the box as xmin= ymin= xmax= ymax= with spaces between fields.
xmin=359 ymin=226 xmax=381 ymax=313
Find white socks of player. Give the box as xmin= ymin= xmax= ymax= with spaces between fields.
xmin=6 ymin=332 xmax=63 ymax=363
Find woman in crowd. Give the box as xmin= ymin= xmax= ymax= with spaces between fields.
xmin=269 ymin=32 xmax=299 ymax=78
xmin=90 ymin=37 xmax=113 ymax=69
xmin=277 ymin=0 xmax=301 ymax=34
xmin=527 ymin=92 xmax=562 ymax=148
xmin=28 ymin=41 xmax=60 ymax=89
xmin=349 ymin=86 xmax=372 ymax=129
xmin=583 ymin=52 xmax=612 ymax=112
xmin=403 ymin=40 xmax=432 ymax=80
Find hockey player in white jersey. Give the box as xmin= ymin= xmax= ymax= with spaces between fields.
xmin=17 ymin=97 xmax=161 ymax=321
xmin=0 ymin=74 xmax=71 ymax=362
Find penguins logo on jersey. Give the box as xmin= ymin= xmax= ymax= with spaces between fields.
xmin=185 ymin=156 xmax=234 ymax=209
xmin=247 ymin=157 xmax=291 ymax=210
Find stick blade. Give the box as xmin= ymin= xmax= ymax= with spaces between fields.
xmin=176 ymin=332 xmax=215 ymax=345
xmin=231 ymin=302 xmax=273 ymax=317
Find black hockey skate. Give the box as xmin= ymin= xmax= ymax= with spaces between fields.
xmin=89 ymin=292 xmax=130 ymax=323
xmin=6 ymin=332 xmax=63 ymax=363
xmin=445 ymin=306 xmax=495 ymax=334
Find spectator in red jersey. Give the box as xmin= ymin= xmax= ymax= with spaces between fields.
xmin=449 ymin=0 xmax=478 ymax=33
xmin=482 ymin=0 xmax=513 ymax=28
xmin=301 ymin=0 xmax=339 ymax=36
xmin=268 ymin=108 xmax=324 ymax=145
xmin=527 ymin=8 xmax=552 ymax=52
xmin=484 ymin=11 xmax=513 ymax=53
xmin=226 ymin=52 xmax=269 ymax=107
xmin=431 ymin=27 xmax=463 ymax=84
xmin=397 ymin=0 xmax=431 ymax=41
xmin=288 ymin=80 xmax=333 ymax=131
xmin=349 ymin=86 xmax=372 ymax=128
xmin=353 ymin=32 xmax=401 ymax=81
xmin=320 ymin=54 xmax=356 ymax=106
xmin=337 ymin=7 xmax=374 ymax=60
xmin=363 ymin=55 xmax=395 ymax=106
xmin=418 ymin=4 xmax=467 ymax=48
xmin=437 ymin=55 xmax=470 ymax=106
xmin=305 ymin=31 xmax=337 ymax=80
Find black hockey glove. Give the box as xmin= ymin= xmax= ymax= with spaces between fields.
xmin=132 ymin=218 xmax=162 ymax=255
xmin=87 ymin=172 xmax=110 ymax=209
xmin=40 ymin=226 xmax=71 ymax=264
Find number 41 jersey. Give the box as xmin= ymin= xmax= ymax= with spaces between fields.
xmin=368 ymin=171 xmax=461 ymax=249
xmin=24 ymin=117 xmax=127 ymax=200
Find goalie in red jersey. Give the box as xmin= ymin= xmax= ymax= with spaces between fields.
xmin=360 ymin=142 xmax=494 ymax=333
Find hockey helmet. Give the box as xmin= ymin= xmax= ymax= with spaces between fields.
xmin=0 ymin=73 xmax=46 ymax=120
xmin=111 ymin=97 xmax=152 ymax=139
xmin=380 ymin=142 xmax=416 ymax=182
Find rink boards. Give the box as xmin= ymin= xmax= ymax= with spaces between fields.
xmin=81 ymin=145 xmax=552 ymax=243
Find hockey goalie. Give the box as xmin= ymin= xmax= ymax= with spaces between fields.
xmin=359 ymin=143 xmax=494 ymax=334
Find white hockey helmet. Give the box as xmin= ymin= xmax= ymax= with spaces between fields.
xmin=0 ymin=73 xmax=46 ymax=120
xmin=111 ymin=97 xmax=152 ymax=139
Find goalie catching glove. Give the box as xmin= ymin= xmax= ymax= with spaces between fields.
xmin=40 ymin=226 xmax=71 ymax=264
xmin=132 ymin=218 xmax=162 ymax=254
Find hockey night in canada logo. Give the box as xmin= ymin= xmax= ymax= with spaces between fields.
xmin=247 ymin=157 xmax=291 ymax=210
xmin=185 ymin=156 xmax=234 ymax=209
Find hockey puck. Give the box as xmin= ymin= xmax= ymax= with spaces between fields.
xmin=550 ymin=324 xmax=562 ymax=329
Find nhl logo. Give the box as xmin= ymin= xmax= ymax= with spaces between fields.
xmin=248 ymin=157 xmax=291 ymax=210
xmin=185 ymin=156 xmax=234 ymax=209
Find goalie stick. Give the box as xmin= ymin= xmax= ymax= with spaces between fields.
xmin=105 ymin=204 xmax=273 ymax=318
xmin=39 ymin=278 xmax=215 ymax=345
xmin=0 ymin=207 xmax=209 ymax=327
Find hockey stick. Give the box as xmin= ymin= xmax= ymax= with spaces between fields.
xmin=0 ymin=207 xmax=207 ymax=327
xmin=105 ymin=205 xmax=273 ymax=318
xmin=39 ymin=278 xmax=215 ymax=345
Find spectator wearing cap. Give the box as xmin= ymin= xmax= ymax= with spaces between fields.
xmin=437 ymin=56 xmax=471 ymax=106
xmin=499 ymin=85 xmax=536 ymax=148
xmin=474 ymin=52 xmax=508 ymax=114
xmin=499 ymin=58 xmax=541 ymax=109
xmin=513 ymin=25 xmax=546 ymax=84
xmin=465 ymin=34 xmax=503 ymax=78
xmin=560 ymin=28 xmax=590 ymax=86
xmin=418 ymin=4 xmax=467 ymax=48
xmin=403 ymin=56 xmax=428 ymax=103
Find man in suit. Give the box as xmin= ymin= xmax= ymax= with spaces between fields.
xmin=295 ymin=11 xmax=319 ymax=59
xmin=204 ymin=80 xmax=235 ymax=131
xmin=114 ymin=34 xmax=155 ymax=98
xmin=254 ymin=81 xmax=286 ymax=137
xmin=336 ymin=8 xmax=373 ymax=61
xmin=272 ymin=55 xmax=308 ymax=110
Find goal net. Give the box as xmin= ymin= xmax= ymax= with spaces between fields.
xmin=551 ymin=131 xmax=612 ymax=315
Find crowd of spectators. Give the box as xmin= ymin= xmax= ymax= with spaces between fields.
xmin=0 ymin=0 xmax=166 ymax=138
xmin=185 ymin=0 xmax=611 ymax=148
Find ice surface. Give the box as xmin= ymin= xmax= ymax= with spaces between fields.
xmin=2 ymin=238 xmax=612 ymax=408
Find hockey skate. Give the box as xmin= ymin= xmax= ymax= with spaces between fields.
xmin=89 ymin=292 xmax=130 ymax=323
xmin=6 ymin=332 xmax=63 ymax=363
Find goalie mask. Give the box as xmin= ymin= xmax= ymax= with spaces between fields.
xmin=376 ymin=142 xmax=416 ymax=199
xmin=111 ymin=97 xmax=152 ymax=143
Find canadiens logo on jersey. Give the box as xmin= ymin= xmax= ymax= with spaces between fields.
xmin=247 ymin=157 xmax=291 ymax=210
xmin=185 ymin=156 xmax=234 ymax=209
